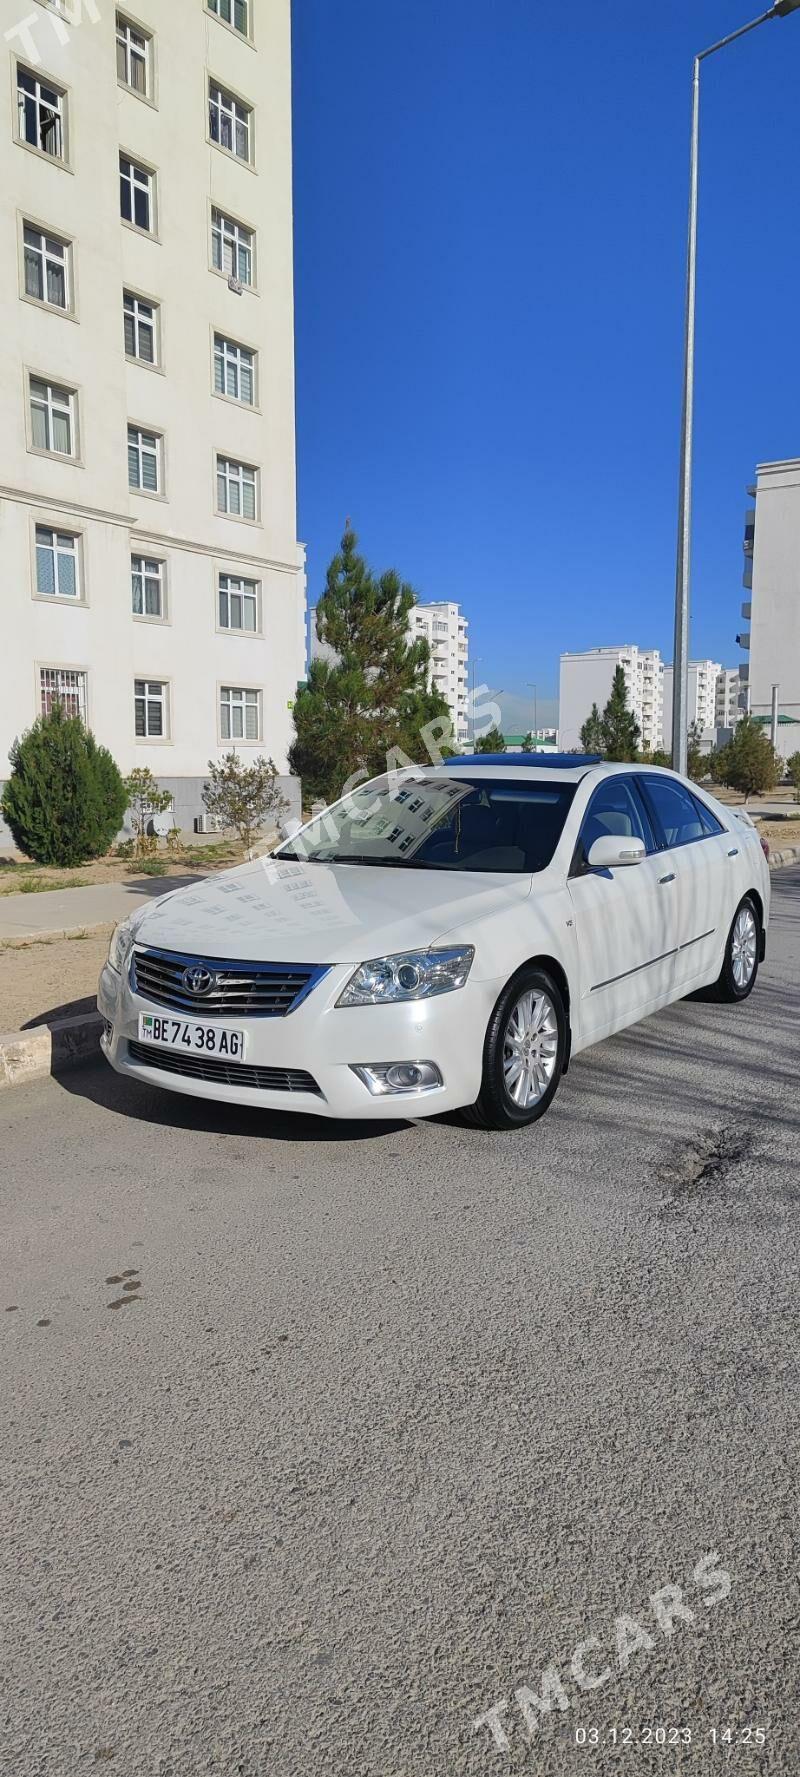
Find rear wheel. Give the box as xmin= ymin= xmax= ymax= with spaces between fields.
xmin=464 ymin=966 xmax=567 ymax=1130
xmin=712 ymin=896 xmax=760 ymax=1003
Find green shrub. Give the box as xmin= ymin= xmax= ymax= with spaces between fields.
xmin=2 ymin=702 xmax=127 ymax=867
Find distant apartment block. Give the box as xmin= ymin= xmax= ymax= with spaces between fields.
xmin=714 ymin=667 xmax=742 ymax=732
xmin=662 ymin=659 xmax=723 ymax=741
xmin=559 ymin=646 xmax=664 ymax=753
xmin=410 ymin=602 xmax=469 ymax=743
xmin=738 ymin=459 xmax=800 ymax=758
xmin=1 ymin=0 xmax=305 ymax=837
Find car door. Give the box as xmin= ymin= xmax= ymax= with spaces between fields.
xmin=636 ymin=775 xmax=732 ymax=989
xmin=567 ymin=774 xmax=681 ymax=1043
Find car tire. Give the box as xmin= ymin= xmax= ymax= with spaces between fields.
xmin=464 ymin=965 xmax=567 ymax=1131
xmin=711 ymin=895 xmax=760 ymax=1003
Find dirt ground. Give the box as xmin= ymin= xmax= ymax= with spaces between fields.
xmin=1 ymin=932 xmax=110 ymax=1033
xmin=0 ymin=840 xmax=245 ymax=896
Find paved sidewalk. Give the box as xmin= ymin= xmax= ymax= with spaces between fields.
xmin=0 ymin=875 xmax=199 ymax=942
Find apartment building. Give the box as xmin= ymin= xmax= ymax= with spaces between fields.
xmin=1 ymin=0 xmax=305 ymax=837
xmin=714 ymin=667 xmax=742 ymax=732
xmin=559 ymin=646 xmax=664 ymax=753
xmin=738 ymin=458 xmax=800 ymax=759
xmin=409 ymin=602 xmax=469 ymax=743
xmin=662 ymin=659 xmax=722 ymax=741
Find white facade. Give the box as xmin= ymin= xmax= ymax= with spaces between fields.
xmin=714 ymin=668 xmax=742 ymax=732
xmin=1 ymin=0 xmax=304 ymax=833
xmin=741 ymin=458 xmax=800 ymax=759
xmin=410 ymin=602 xmax=469 ymax=742
xmin=559 ymin=646 xmax=664 ymax=753
xmin=662 ymin=659 xmax=722 ymax=742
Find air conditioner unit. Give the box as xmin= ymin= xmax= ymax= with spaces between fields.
xmin=194 ymin=814 xmax=224 ymax=834
xmin=227 ymin=274 xmax=243 ymax=295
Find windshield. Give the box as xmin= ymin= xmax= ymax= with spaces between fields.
xmin=280 ymin=775 xmax=576 ymax=874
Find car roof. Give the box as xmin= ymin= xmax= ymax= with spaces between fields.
xmin=427 ymin=757 xmax=687 ymax=786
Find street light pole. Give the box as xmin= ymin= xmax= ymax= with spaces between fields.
xmin=527 ymin=682 xmax=538 ymax=747
xmin=672 ymin=0 xmax=800 ymax=777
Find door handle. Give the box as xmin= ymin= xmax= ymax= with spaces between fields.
xmin=659 ymin=872 xmax=675 ymax=885
xmin=727 ymin=847 xmax=739 ymax=858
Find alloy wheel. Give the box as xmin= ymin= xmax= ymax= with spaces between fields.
xmin=502 ymin=988 xmax=559 ymax=1109
xmin=731 ymin=905 xmax=757 ymax=990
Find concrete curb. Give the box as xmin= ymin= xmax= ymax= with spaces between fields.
xmin=0 ymin=851 xmax=798 ymax=1091
xmin=0 ymin=1011 xmax=104 ymax=1090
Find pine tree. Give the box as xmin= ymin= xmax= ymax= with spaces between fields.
xmin=686 ymin=720 xmax=705 ymax=782
xmin=289 ymin=527 xmax=452 ymax=804
xmin=2 ymin=701 xmax=127 ymax=865
xmin=600 ymin=668 xmax=640 ymax=762
xmin=580 ymin=703 xmax=605 ymax=755
xmin=474 ymin=725 xmax=506 ymax=754
xmin=785 ymin=751 xmax=800 ymax=800
xmin=711 ymin=717 xmax=778 ymax=802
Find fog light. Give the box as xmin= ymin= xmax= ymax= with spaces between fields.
xmin=351 ymin=1061 xmax=443 ymax=1097
xmin=102 ymin=1020 xmax=114 ymax=1044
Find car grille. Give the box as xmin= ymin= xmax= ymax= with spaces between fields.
xmin=127 ymin=1041 xmax=322 ymax=1096
xmin=130 ymin=947 xmax=327 ymax=1017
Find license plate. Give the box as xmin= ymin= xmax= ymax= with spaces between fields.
xmin=138 ymin=1012 xmax=247 ymax=1061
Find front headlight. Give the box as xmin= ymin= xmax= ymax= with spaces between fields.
xmin=336 ymin=946 xmax=474 ymax=1007
xmin=107 ymin=919 xmax=135 ymax=976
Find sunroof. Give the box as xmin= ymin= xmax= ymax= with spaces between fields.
xmin=438 ymin=753 xmax=601 ymax=770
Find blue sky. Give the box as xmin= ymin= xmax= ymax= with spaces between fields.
xmin=292 ymin=0 xmax=800 ymax=731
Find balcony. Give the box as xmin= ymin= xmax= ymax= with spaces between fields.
xmin=735 ymin=631 xmax=750 ymax=651
xmin=741 ymin=601 xmax=751 ymax=621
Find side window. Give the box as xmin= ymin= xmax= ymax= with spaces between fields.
xmin=692 ymin=795 xmax=725 ymax=838
xmin=639 ymin=777 xmax=707 ymax=848
xmin=572 ymin=777 xmax=654 ymax=875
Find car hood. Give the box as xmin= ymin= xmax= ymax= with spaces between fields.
xmin=130 ymin=857 xmax=533 ymax=966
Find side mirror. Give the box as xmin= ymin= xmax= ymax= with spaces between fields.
xmin=279 ymin=816 xmax=302 ymax=842
xmin=588 ymin=834 xmax=646 ymax=870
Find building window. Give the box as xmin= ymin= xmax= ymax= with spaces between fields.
xmin=214 ymin=334 xmax=255 ymax=405
xmin=124 ymin=292 xmax=158 ymax=364
xmin=220 ymin=685 xmax=260 ymax=741
xmin=116 ymin=14 xmax=150 ymax=96
xmin=216 ymin=456 xmax=257 ymax=520
xmin=17 ymin=66 xmax=65 ymax=161
xmin=30 ymin=377 xmax=75 ymax=456
xmin=207 ymin=0 xmax=249 ymax=37
xmin=135 ymin=678 xmax=168 ymax=738
xmin=36 ymin=527 xmax=80 ymax=599
xmin=128 ymin=425 xmax=162 ymax=493
xmin=218 ymin=574 xmax=258 ymax=633
xmin=120 ymin=154 xmax=154 ymax=232
xmin=23 ymin=225 xmax=69 ymax=310
xmin=209 ymin=82 xmax=251 ymax=162
xmin=40 ymin=667 xmax=87 ymax=722
xmin=131 ymin=555 xmax=164 ymax=619
xmin=211 ymin=208 xmax=253 ymax=285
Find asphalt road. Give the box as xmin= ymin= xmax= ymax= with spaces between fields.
xmin=2 ymin=868 xmax=799 ymax=1777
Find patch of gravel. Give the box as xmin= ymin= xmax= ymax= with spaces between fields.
xmin=0 ymin=932 xmax=109 ymax=1032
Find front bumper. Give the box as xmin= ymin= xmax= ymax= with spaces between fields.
xmin=97 ymin=957 xmax=503 ymax=1120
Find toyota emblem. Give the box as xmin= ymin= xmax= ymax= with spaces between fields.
xmin=181 ymin=964 xmax=215 ymax=997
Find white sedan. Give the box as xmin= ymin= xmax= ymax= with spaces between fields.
xmin=98 ymin=757 xmax=769 ymax=1130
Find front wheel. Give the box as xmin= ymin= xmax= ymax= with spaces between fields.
xmin=712 ymin=896 xmax=760 ymax=1003
xmin=464 ymin=966 xmax=567 ymax=1130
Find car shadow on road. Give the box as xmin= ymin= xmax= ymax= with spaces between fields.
xmin=56 ymin=1057 xmax=415 ymax=1144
